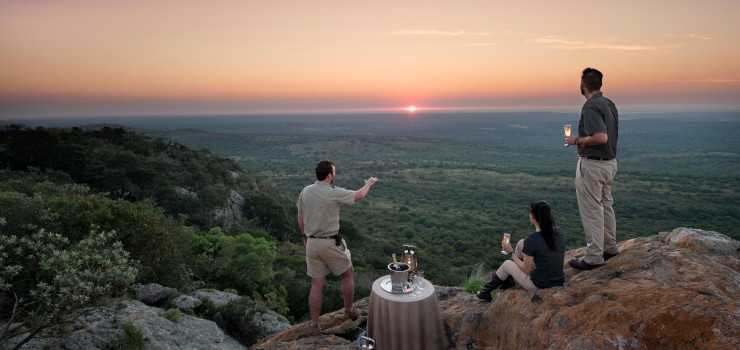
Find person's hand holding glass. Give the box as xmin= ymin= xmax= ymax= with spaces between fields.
xmin=500 ymin=233 xmax=513 ymax=255
xmin=564 ymin=124 xmax=572 ymax=147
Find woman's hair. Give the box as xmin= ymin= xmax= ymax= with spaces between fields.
xmin=530 ymin=200 xmax=558 ymax=251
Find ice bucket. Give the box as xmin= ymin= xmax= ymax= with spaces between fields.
xmin=387 ymin=262 xmax=410 ymax=292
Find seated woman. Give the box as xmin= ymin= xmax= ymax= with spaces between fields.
xmin=477 ymin=200 xmax=566 ymax=301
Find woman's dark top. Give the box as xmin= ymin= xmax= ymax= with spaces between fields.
xmin=521 ymin=227 xmax=566 ymax=288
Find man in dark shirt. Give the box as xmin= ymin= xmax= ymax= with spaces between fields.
xmin=565 ymin=68 xmax=619 ymax=270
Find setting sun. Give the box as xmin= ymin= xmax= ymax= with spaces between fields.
xmin=408 ymin=106 xmax=416 ymax=112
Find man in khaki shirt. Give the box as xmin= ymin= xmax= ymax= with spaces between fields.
xmin=297 ymin=160 xmax=378 ymax=334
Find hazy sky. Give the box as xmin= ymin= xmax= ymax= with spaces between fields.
xmin=1 ymin=0 xmax=739 ymax=118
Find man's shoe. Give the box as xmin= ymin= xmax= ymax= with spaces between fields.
xmin=309 ymin=323 xmax=322 ymax=336
xmin=604 ymin=251 xmax=619 ymax=261
xmin=568 ymin=258 xmax=603 ymax=270
xmin=343 ymin=308 xmax=359 ymax=321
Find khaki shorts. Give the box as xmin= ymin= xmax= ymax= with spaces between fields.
xmin=306 ymin=237 xmax=352 ymax=278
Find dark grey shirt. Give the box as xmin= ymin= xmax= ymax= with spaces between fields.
xmin=522 ymin=228 xmax=566 ymax=289
xmin=578 ymin=92 xmax=618 ymax=159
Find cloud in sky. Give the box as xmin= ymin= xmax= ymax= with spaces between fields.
xmin=656 ymin=77 xmax=740 ymax=83
xmin=464 ymin=42 xmax=497 ymax=47
xmin=388 ymin=29 xmax=490 ymax=36
xmin=665 ymin=33 xmax=713 ymax=40
xmin=530 ymin=36 xmax=660 ymax=51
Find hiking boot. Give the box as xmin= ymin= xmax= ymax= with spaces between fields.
xmin=604 ymin=251 xmax=619 ymax=261
xmin=568 ymin=258 xmax=604 ymax=270
xmin=476 ymin=274 xmax=506 ymax=301
xmin=343 ymin=308 xmax=359 ymax=321
xmin=476 ymin=290 xmax=493 ymax=301
xmin=499 ymin=276 xmax=516 ymax=290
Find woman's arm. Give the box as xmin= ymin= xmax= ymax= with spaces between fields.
xmin=502 ymin=241 xmax=534 ymax=275
xmin=512 ymin=253 xmax=534 ymax=275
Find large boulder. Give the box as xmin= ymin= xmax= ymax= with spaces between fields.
xmin=212 ymin=189 xmax=245 ymax=227
xmin=171 ymin=294 xmax=203 ymax=310
xmin=193 ymin=289 xmax=242 ymax=308
xmin=252 ymin=311 xmax=292 ymax=336
xmin=136 ymin=283 xmax=176 ymax=305
xmin=440 ymin=228 xmax=740 ymax=349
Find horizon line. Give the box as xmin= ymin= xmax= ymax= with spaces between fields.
xmin=2 ymin=105 xmax=740 ymax=120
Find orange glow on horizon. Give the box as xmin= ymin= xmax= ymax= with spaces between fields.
xmin=1 ymin=1 xmax=739 ymax=118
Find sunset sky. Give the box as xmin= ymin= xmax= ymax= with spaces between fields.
xmin=1 ymin=0 xmax=739 ymax=118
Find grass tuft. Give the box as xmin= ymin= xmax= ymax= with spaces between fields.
xmin=461 ymin=263 xmax=491 ymax=294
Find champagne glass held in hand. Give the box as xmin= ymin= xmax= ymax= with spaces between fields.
xmin=500 ymin=233 xmax=511 ymax=255
xmin=564 ymin=124 xmax=571 ymax=147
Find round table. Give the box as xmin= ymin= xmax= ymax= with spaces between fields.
xmin=367 ymin=276 xmax=450 ymax=350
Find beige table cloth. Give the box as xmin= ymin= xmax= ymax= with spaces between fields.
xmin=367 ymin=276 xmax=450 ymax=350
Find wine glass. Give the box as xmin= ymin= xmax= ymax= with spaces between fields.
xmin=564 ymin=124 xmax=571 ymax=147
xmin=500 ymin=233 xmax=510 ymax=255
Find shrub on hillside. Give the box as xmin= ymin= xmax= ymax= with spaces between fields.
xmin=0 ymin=223 xmax=137 ymax=349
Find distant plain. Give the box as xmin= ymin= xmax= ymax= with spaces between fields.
xmin=7 ymin=110 xmax=739 ymax=285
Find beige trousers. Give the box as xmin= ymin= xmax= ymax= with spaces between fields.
xmin=495 ymin=239 xmax=536 ymax=291
xmin=575 ymin=157 xmax=618 ymax=265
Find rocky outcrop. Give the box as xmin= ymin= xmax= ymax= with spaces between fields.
xmin=441 ymin=227 xmax=740 ymax=349
xmin=252 ymin=311 xmax=292 ymax=336
xmin=193 ymin=290 xmax=242 ymax=308
xmin=171 ymin=294 xmax=203 ymax=309
xmin=6 ymin=300 xmax=245 ymax=350
xmin=174 ymin=185 xmax=199 ymax=200
xmin=252 ymin=299 xmax=369 ymax=349
xmin=189 ymin=289 xmax=291 ymax=336
xmin=254 ymin=228 xmax=740 ymax=349
xmin=212 ymin=189 xmax=245 ymax=227
xmin=136 ymin=283 xmax=176 ymax=305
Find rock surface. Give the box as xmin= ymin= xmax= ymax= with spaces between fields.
xmin=252 ymin=311 xmax=292 ymax=336
xmin=254 ymin=228 xmax=740 ymax=349
xmin=193 ymin=289 xmax=242 ymax=308
xmin=7 ymin=300 xmax=245 ymax=350
xmin=442 ymin=227 xmax=740 ymax=349
xmin=252 ymin=299 xmax=369 ymax=349
xmin=212 ymin=189 xmax=245 ymax=227
xmin=136 ymin=283 xmax=176 ymax=305
xmin=172 ymin=294 xmax=203 ymax=309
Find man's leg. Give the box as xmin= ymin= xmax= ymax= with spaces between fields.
xmin=602 ymin=160 xmax=618 ymax=255
xmin=309 ymin=277 xmax=325 ymax=326
xmin=576 ymin=158 xmax=606 ymax=265
xmin=340 ymin=265 xmax=355 ymax=313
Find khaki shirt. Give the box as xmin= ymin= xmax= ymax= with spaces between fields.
xmin=297 ymin=181 xmax=356 ymax=237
